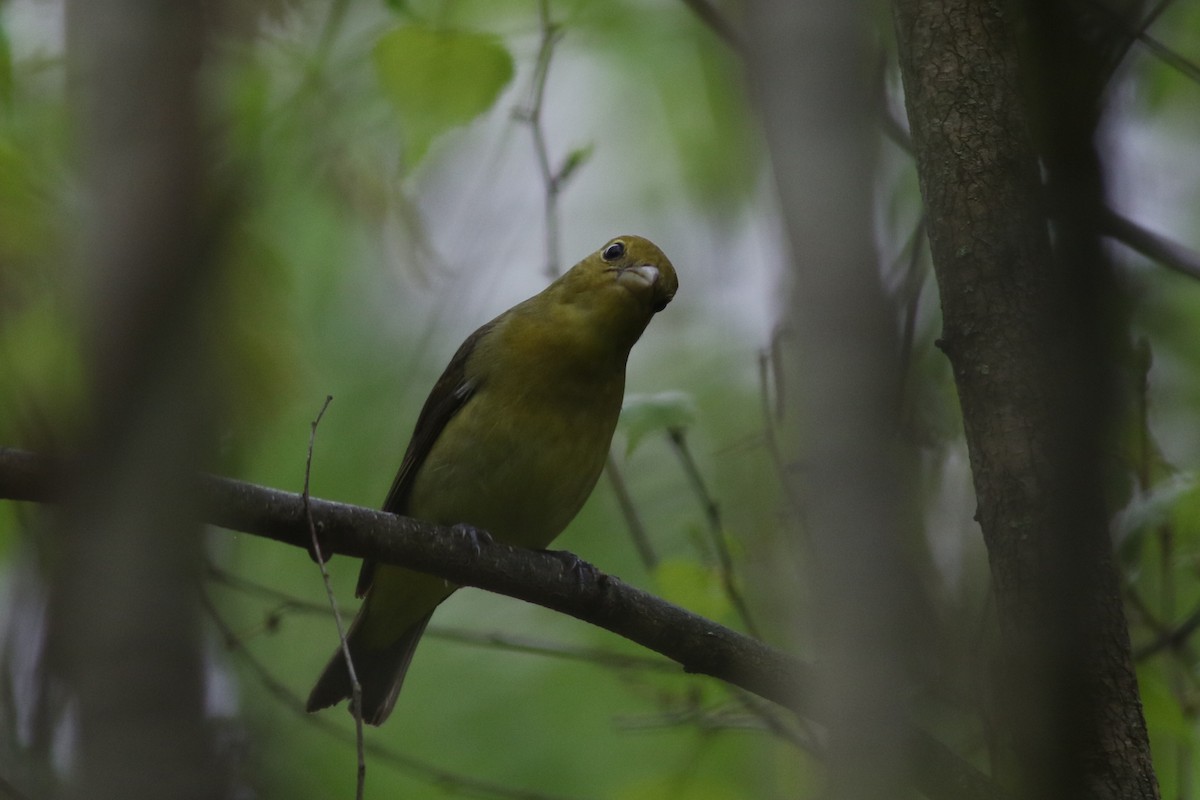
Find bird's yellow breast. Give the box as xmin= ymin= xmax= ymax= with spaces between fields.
xmin=406 ymin=311 xmax=626 ymax=549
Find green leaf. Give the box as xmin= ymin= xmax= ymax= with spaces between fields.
xmin=620 ymin=391 xmax=697 ymax=457
xmin=372 ymin=24 xmax=514 ymax=166
xmin=555 ymin=143 xmax=594 ymax=189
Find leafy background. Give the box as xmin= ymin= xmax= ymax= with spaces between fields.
xmin=1 ymin=0 xmax=1199 ymax=798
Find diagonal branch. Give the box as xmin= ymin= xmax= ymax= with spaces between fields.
xmin=882 ymin=107 xmax=1200 ymax=282
xmin=678 ymin=0 xmax=746 ymax=51
xmin=0 ymin=445 xmax=1007 ymax=800
xmin=2 ymin=446 xmax=806 ymax=706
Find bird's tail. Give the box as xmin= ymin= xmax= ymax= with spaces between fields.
xmin=305 ymin=610 xmax=434 ymax=725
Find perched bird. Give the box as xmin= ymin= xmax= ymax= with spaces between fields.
xmin=306 ymin=235 xmax=678 ymax=724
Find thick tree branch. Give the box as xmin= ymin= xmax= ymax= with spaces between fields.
xmin=0 ymin=446 xmax=1005 ymax=800
xmin=3 ymin=447 xmax=806 ymax=709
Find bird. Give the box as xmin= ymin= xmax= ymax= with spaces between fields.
xmin=306 ymin=235 xmax=678 ymax=724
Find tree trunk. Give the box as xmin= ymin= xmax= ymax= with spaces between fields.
xmin=892 ymin=0 xmax=1158 ymax=797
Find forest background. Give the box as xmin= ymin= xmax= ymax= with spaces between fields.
xmin=1 ymin=0 xmax=1200 ymax=798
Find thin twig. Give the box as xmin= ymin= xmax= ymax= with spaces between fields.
xmin=1131 ymin=26 xmax=1200 ymax=85
xmin=882 ymin=105 xmax=1200 ymax=283
xmin=519 ymin=0 xmax=565 ymax=278
xmin=895 ymin=213 xmax=929 ymax=406
xmin=1103 ymin=0 xmax=1177 ymax=83
xmin=613 ymin=701 xmax=775 ymax=734
xmin=604 ymin=453 xmax=658 ymax=570
xmin=209 ymin=562 xmax=679 ymax=671
xmin=202 ymin=595 xmax=586 ymax=800
xmin=207 ymin=561 xmax=334 ymax=616
xmin=1101 ymin=206 xmax=1200 ymax=282
xmin=314 ymin=0 xmax=352 ymax=64
xmin=1134 ymin=602 xmax=1200 ymax=661
xmin=757 ymin=347 xmax=786 ymax=472
xmin=755 ymin=334 xmax=813 ymax=584
xmin=665 ymin=429 xmax=761 ymax=638
xmin=678 ymin=0 xmax=745 ymax=52
xmin=732 ymin=689 xmax=821 ymax=752
xmin=301 ymin=395 xmax=366 ymax=800
xmin=515 ymin=3 xmax=657 ymax=574
xmin=612 ymin=691 xmax=817 ymax=753
xmin=427 ymin=625 xmax=678 ymax=672
xmin=756 ymin=330 xmax=806 ymax=525
xmin=1085 ymin=0 xmax=1200 ymax=88
xmin=1125 ymin=583 xmax=1184 ymax=657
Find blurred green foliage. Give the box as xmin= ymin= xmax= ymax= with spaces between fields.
xmin=2 ymin=0 xmax=1200 ymax=797
xmin=373 ymin=24 xmax=515 ymax=166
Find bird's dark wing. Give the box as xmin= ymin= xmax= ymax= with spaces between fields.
xmin=354 ymin=320 xmax=497 ymax=598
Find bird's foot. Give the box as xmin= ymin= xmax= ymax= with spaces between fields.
xmin=544 ymin=549 xmax=603 ymax=588
xmin=449 ymin=523 xmax=494 ymax=556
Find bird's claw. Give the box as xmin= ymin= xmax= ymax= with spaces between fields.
xmin=544 ymin=550 xmax=603 ymax=588
xmin=450 ymin=523 xmax=494 ymax=556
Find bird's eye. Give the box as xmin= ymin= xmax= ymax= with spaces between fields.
xmin=602 ymin=241 xmax=625 ymax=261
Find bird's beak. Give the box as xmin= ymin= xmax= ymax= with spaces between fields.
xmin=617 ymin=264 xmax=660 ymax=291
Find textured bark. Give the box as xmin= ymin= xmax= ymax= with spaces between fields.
xmin=892 ymin=0 xmax=1157 ymax=798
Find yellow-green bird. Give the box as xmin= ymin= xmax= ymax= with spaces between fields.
xmin=306 ymin=235 xmax=678 ymax=724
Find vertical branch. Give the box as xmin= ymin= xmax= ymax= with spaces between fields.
xmin=665 ymin=429 xmax=759 ymax=638
xmin=517 ymin=0 xmax=656 ymax=569
xmin=603 ymin=455 xmax=658 ymax=571
xmin=746 ymin=2 xmax=921 ymax=799
xmin=301 ymin=396 xmax=366 ymax=800
xmin=894 ymin=213 xmax=928 ymax=406
xmin=522 ymin=0 xmax=564 ymax=279
xmin=47 ymin=2 xmax=221 ymax=799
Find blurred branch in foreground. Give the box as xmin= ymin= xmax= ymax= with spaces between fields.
xmin=746 ymin=1 xmax=925 ymax=799
xmin=42 ymin=1 xmax=225 ymax=799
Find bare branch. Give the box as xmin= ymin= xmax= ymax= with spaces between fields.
xmin=1 ymin=447 xmax=806 ymax=708
xmin=665 ymin=428 xmax=760 ymax=638
xmin=603 ymin=454 xmax=658 ymax=570
xmin=0 ymin=445 xmax=1007 ymax=800
xmin=517 ymin=0 xmax=565 ymax=279
xmin=516 ymin=8 xmax=659 ymax=576
xmin=301 ymin=396 xmax=366 ymax=799
xmin=883 ymin=106 xmax=1200 ymax=283
xmin=1101 ymin=208 xmax=1200 ymax=281
xmin=201 ymin=595 xmax=582 ymax=800
xmin=678 ymin=0 xmax=746 ymax=52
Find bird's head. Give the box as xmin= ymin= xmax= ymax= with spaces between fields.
xmin=558 ymin=234 xmax=678 ymax=320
